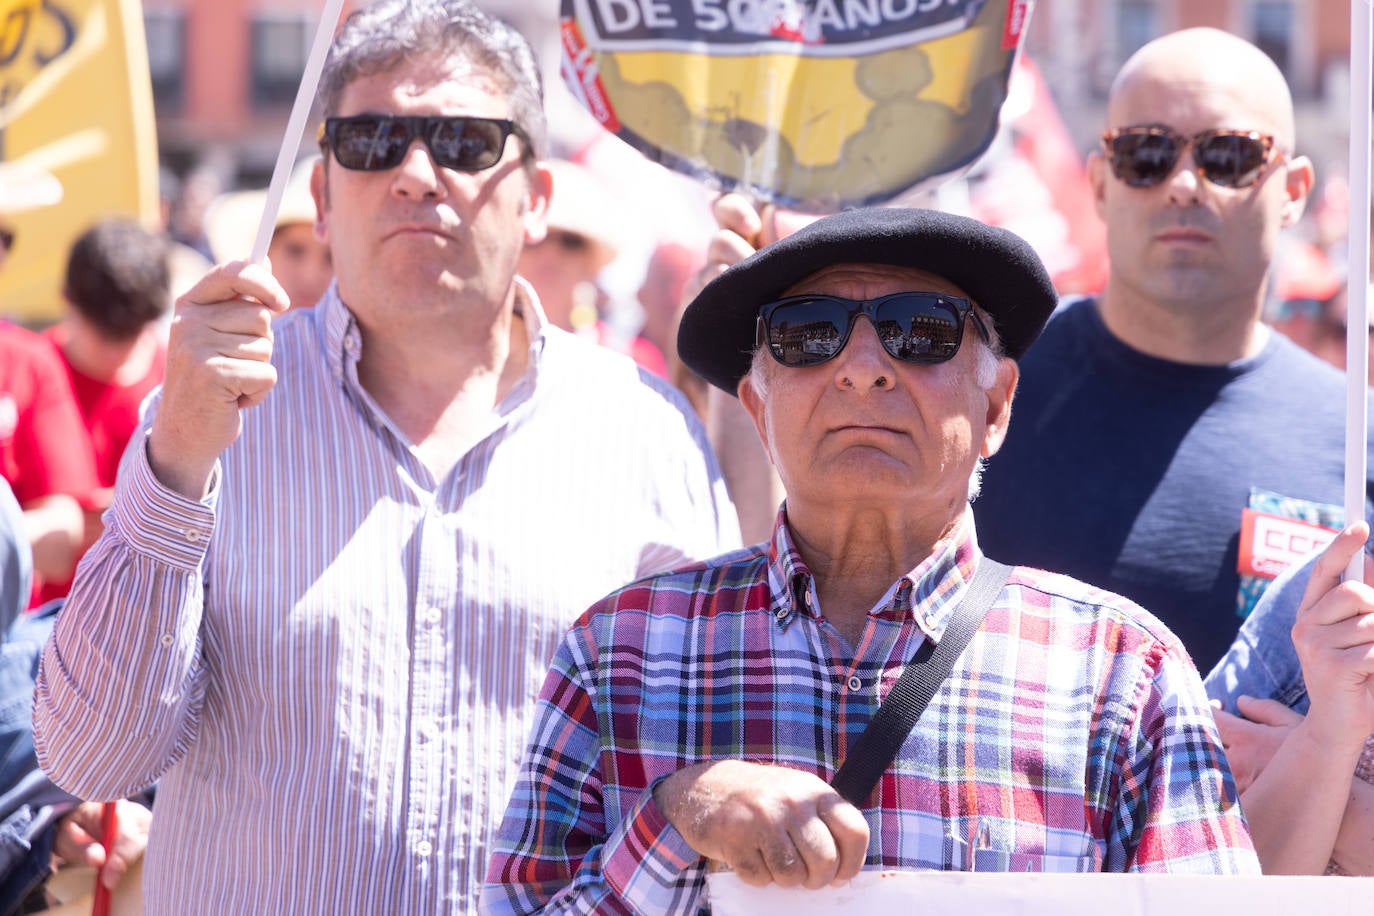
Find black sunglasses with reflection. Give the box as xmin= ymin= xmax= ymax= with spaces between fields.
xmin=757 ymin=292 xmax=991 ymax=368
xmin=319 ymin=114 xmax=532 ymax=173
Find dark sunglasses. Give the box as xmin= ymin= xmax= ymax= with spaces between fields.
xmin=0 ymin=227 xmax=13 ymax=253
xmin=320 ymin=114 xmax=530 ymax=172
xmin=1102 ymin=126 xmax=1281 ymax=189
xmin=758 ymin=292 xmax=991 ymax=369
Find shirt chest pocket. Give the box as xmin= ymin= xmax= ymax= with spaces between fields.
xmin=970 ymin=848 xmax=1098 ymax=872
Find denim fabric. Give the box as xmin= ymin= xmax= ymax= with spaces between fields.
xmin=1204 ymin=554 xmax=1314 ymax=714
xmin=0 ymin=481 xmax=27 ymax=634
xmin=0 ymin=601 xmax=74 ymax=915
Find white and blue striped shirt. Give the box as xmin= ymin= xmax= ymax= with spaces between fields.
xmin=34 ymin=283 xmax=740 ymax=914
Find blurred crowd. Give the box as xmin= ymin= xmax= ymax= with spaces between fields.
xmin=0 ymin=3 xmax=1371 ymax=912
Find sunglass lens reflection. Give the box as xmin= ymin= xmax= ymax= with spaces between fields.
xmin=331 ymin=118 xmax=405 ymax=169
xmin=1111 ymin=133 xmax=1179 ymax=187
xmin=1196 ymin=135 xmax=1267 ymax=187
xmin=429 ymin=120 xmax=505 ymax=170
xmin=768 ymin=301 xmax=847 ymax=366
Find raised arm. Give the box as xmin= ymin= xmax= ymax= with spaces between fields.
xmin=32 ymin=261 xmax=288 ymax=800
xmin=1220 ymin=524 xmax=1374 ymax=874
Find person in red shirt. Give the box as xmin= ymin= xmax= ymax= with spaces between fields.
xmin=0 ymin=321 xmax=98 ymax=606
xmin=42 ymin=218 xmax=171 ymax=602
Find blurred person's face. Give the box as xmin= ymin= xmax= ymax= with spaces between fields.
xmin=1311 ymin=287 xmax=1374 ymax=387
xmin=636 ymin=244 xmax=699 ymax=352
xmin=516 ymin=229 xmax=601 ymax=331
xmin=269 ymin=222 xmax=333 ymax=310
xmin=172 ymin=172 xmax=221 ymax=240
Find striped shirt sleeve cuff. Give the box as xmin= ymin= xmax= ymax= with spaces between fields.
xmin=111 ymin=435 xmax=219 ymax=570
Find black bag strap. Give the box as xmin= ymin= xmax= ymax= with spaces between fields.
xmin=830 ymin=559 xmax=1011 ymax=807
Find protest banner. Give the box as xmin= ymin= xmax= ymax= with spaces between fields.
xmin=0 ymin=0 xmax=159 ymax=322
xmin=560 ymin=0 xmax=1034 ymax=212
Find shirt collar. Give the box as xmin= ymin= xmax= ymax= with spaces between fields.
xmin=318 ymin=281 xmax=357 ymax=386
xmin=764 ymin=503 xmax=983 ymax=642
xmin=316 ymin=277 xmax=551 ymax=394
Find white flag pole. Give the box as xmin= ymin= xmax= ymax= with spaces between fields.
xmin=249 ymin=0 xmax=348 ymax=264
xmin=1344 ymin=0 xmax=1373 ymax=582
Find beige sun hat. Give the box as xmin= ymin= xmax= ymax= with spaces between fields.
xmin=544 ymin=159 xmax=620 ymax=271
xmin=204 ymin=156 xmax=319 ymax=263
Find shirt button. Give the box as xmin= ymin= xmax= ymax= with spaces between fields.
xmin=773 ymin=606 xmax=787 ymax=621
xmin=415 ymin=839 xmax=432 ymax=857
xmin=185 ymin=528 xmax=202 ymax=542
xmin=159 ymin=634 xmax=174 ymax=648
xmin=846 ymin=675 xmax=863 ymax=691
xmin=425 ymin=606 xmax=443 ymax=625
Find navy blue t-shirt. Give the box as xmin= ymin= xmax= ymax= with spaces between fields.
xmin=974 ymin=297 xmax=1374 ymax=672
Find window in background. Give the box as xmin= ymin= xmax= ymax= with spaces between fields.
xmin=1251 ymin=1 xmax=1294 ymax=76
xmin=250 ymin=11 xmax=311 ymax=107
xmin=144 ymin=8 xmax=186 ymax=113
xmin=1116 ymin=0 xmax=1158 ymax=68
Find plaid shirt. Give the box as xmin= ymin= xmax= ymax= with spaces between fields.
xmin=482 ymin=509 xmax=1258 ymax=914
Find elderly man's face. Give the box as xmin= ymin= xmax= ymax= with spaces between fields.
xmin=738 ymin=263 xmax=1016 ymax=520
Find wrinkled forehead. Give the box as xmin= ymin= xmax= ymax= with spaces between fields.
xmin=780 ymin=262 xmax=974 ymax=303
xmin=336 ymin=54 xmax=511 ymax=117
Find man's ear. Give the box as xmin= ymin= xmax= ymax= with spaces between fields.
xmin=310 ymin=158 xmax=329 ymax=243
xmin=1280 ymin=154 xmax=1315 ymax=229
xmin=522 ymin=164 xmax=553 ymax=246
xmin=1087 ymin=150 xmax=1109 ymax=221
xmin=737 ymin=369 xmax=771 ymax=454
xmin=980 ymin=357 xmax=1018 ymax=459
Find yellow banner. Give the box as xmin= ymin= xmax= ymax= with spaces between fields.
xmin=0 ymin=0 xmax=158 ymax=322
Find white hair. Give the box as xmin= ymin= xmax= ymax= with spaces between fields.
xmin=746 ymin=307 xmax=1004 ymax=502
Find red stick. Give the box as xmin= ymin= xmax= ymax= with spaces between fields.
xmin=91 ymin=800 xmax=118 ymax=916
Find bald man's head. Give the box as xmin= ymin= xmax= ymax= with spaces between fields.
xmin=1109 ymin=28 xmax=1296 ymax=149
xmin=1088 ymin=27 xmax=1315 ymax=340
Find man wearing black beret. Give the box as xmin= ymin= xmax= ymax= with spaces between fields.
xmin=483 ymin=207 xmax=1258 ymax=915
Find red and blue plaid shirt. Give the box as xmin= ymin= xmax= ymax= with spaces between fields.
xmin=483 ymin=509 xmax=1258 ymax=914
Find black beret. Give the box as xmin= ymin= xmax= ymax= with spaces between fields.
xmin=678 ymin=207 xmax=1059 ymax=394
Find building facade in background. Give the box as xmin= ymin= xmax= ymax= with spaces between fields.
xmin=147 ymin=0 xmax=1361 ymax=189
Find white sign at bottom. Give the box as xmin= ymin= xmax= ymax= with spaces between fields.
xmin=707 ymin=870 xmax=1374 ymax=915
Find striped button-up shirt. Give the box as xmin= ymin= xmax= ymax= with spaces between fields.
xmin=33 ymin=283 xmax=740 ymax=914
xmin=482 ymin=509 xmax=1259 ymax=914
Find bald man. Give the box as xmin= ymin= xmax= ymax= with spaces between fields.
xmin=974 ymin=29 xmax=1373 ymax=673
